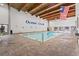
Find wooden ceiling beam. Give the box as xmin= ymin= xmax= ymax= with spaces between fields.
xmin=40 ymin=4 xmax=75 ymax=18
xmin=20 ymin=3 xmax=34 ymax=11
xmin=47 ymin=11 xmax=75 ymax=20
xmin=42 ymin=13 xmax=59 ymax=19
xmin=29 ymin=3 xmax=48 ymax=14
xmin=44 ymin=11 xmax=75 ymax=20
xmin=34 ymin=3 xmax=64 ymax=16
xmin=9 ymin=3 xmax=25 ymax=11
xmin=42 ymin=8 xmax=75 ymax=18
xmin=19 ymin=3 xmax=27 ymax=11
xmin=17 ymin=3 xmax=26 ymax=11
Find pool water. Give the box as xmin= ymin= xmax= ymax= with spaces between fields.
xmin=23 ymin=32 xmax=62 ymax=42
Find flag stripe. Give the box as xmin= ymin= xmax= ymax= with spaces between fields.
xmin=60 ymin=6 xmax=69 ymax=20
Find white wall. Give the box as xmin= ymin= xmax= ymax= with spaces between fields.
xmin=76 ymin=3 xmax=79 ymax=16
xmin=49 ymin=17 xmax=77 ymax=32
xmin=0 ymin=4 xmax=48 ymax=33
xmin=0 ymin=5 xmax=8 ymax=24
xmin=10 ymin=7 xmax=48 ymax=33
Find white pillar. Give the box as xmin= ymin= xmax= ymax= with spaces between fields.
xmin=7 ymin=3 xmax=11 ymax=34
xmin=76 ymin=3 xmax=79 ymax=28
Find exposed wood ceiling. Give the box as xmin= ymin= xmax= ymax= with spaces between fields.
xmin=9 ymin=3 xmax=75 ymax=20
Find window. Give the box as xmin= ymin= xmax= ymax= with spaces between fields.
xmin=54 ymin=27 xmax=58 ymax=31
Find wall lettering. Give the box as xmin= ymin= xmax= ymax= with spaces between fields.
xmin=25 ymin=20 xmax=44 ymax=25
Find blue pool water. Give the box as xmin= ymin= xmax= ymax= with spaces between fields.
xmin=23 ymin=32 xmax=57 ymax=41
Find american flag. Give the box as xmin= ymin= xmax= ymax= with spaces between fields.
xmin=60 ymin=6 xmax=70 ymax=20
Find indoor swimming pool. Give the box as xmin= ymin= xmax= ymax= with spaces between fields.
xmin=21 ymin=32 xmax=62 ymax=42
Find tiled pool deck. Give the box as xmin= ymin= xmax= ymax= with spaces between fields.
xmin=0 ymin=33 xmax=79 ymax=56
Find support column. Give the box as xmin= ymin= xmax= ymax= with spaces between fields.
xmin=76 ymin=3 xmax=79 ymax=28
xmin=7 ymin=3 xmax=11 ymax=34
xmin=47 ymin=20 xmax=50 ymax=31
